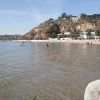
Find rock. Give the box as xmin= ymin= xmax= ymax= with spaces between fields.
xmin=84 ymin=80 xmax=100 ymax=100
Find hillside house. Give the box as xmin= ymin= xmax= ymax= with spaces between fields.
xmin=58 ymin=32 xmax=71 ymax=40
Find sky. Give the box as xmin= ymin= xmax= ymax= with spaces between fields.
xmin=0 ymin=0 xmax=100 ymax=35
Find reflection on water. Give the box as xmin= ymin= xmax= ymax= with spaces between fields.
xmin=0 ymin=41 xmax=100 ymax=100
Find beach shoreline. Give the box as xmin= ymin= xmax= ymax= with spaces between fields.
xmin=13 ymin=39 xmax=100 ymax=45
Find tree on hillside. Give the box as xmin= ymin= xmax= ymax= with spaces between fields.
xmin=61 ymin=13 xmax=67 ymax=18
xmin=95 ymin=30 xmax=100 ymax=40
xmin=46 ymin=23 xmax=61 ymax=38
xmin=95 ymin=30 xmax=100 ymax=36
xmin=86 ymin=29 xmax=93 ymax=39
xmin=81 ymin=13 xmax=100 ymax=21
xmin=80 ymin=13 xmax=87 ymax=19
xmin=80 ymin=13 xmax=92 ymax=20
xmin=70 ymin=28 xmax=80 ymax=39
xmin=48 ymin=18 xmax=54 ymax=21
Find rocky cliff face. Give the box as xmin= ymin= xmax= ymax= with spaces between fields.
xmin=24 ymin=16 xmax=99 ymax=40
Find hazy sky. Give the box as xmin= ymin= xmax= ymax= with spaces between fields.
xmin=0 ymin=0 xmax=100 ymax=35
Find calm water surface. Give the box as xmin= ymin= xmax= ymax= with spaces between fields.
xmin=0 ymin=41 xmax=100 ymax=100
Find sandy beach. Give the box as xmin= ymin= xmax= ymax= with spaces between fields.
xmin=13 ymin=39 xmax=100 ymax=45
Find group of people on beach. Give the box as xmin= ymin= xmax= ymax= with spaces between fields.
xmin=86 ymin=42 xmax=93 ymax=46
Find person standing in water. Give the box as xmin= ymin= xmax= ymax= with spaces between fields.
xmin=91 ymin=42 xmax=93 ymax=46
xmin=47 ymin=43 xmax=49 ymax=47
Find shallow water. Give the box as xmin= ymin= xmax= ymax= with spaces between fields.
xmin=0 ymin=41 xmax=100 ymax=100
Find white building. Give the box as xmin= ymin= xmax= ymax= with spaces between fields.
xmin=64 ymin=32 xmax=71 ymax=35
xmin=91 ymin=32 xmax=95 ymax=36
xmin=58 ymin=32 xmax=71 ymax=40
xmin=71 ymin=17 xmax=80 ymax=23
xmin=79 ymin=32 xmax=88 ymax=39
xmin=79 ymin=31 xmax=99 ymax=39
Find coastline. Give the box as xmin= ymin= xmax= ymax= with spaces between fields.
xmin=13 ymin=39 xmax=100 ymax=45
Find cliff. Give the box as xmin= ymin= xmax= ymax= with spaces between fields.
xmin=24 ymin=14 xmax=100 ymax=40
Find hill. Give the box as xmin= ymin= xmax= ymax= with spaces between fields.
xmin=23 ymin=13 xmax=100 ymax=40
